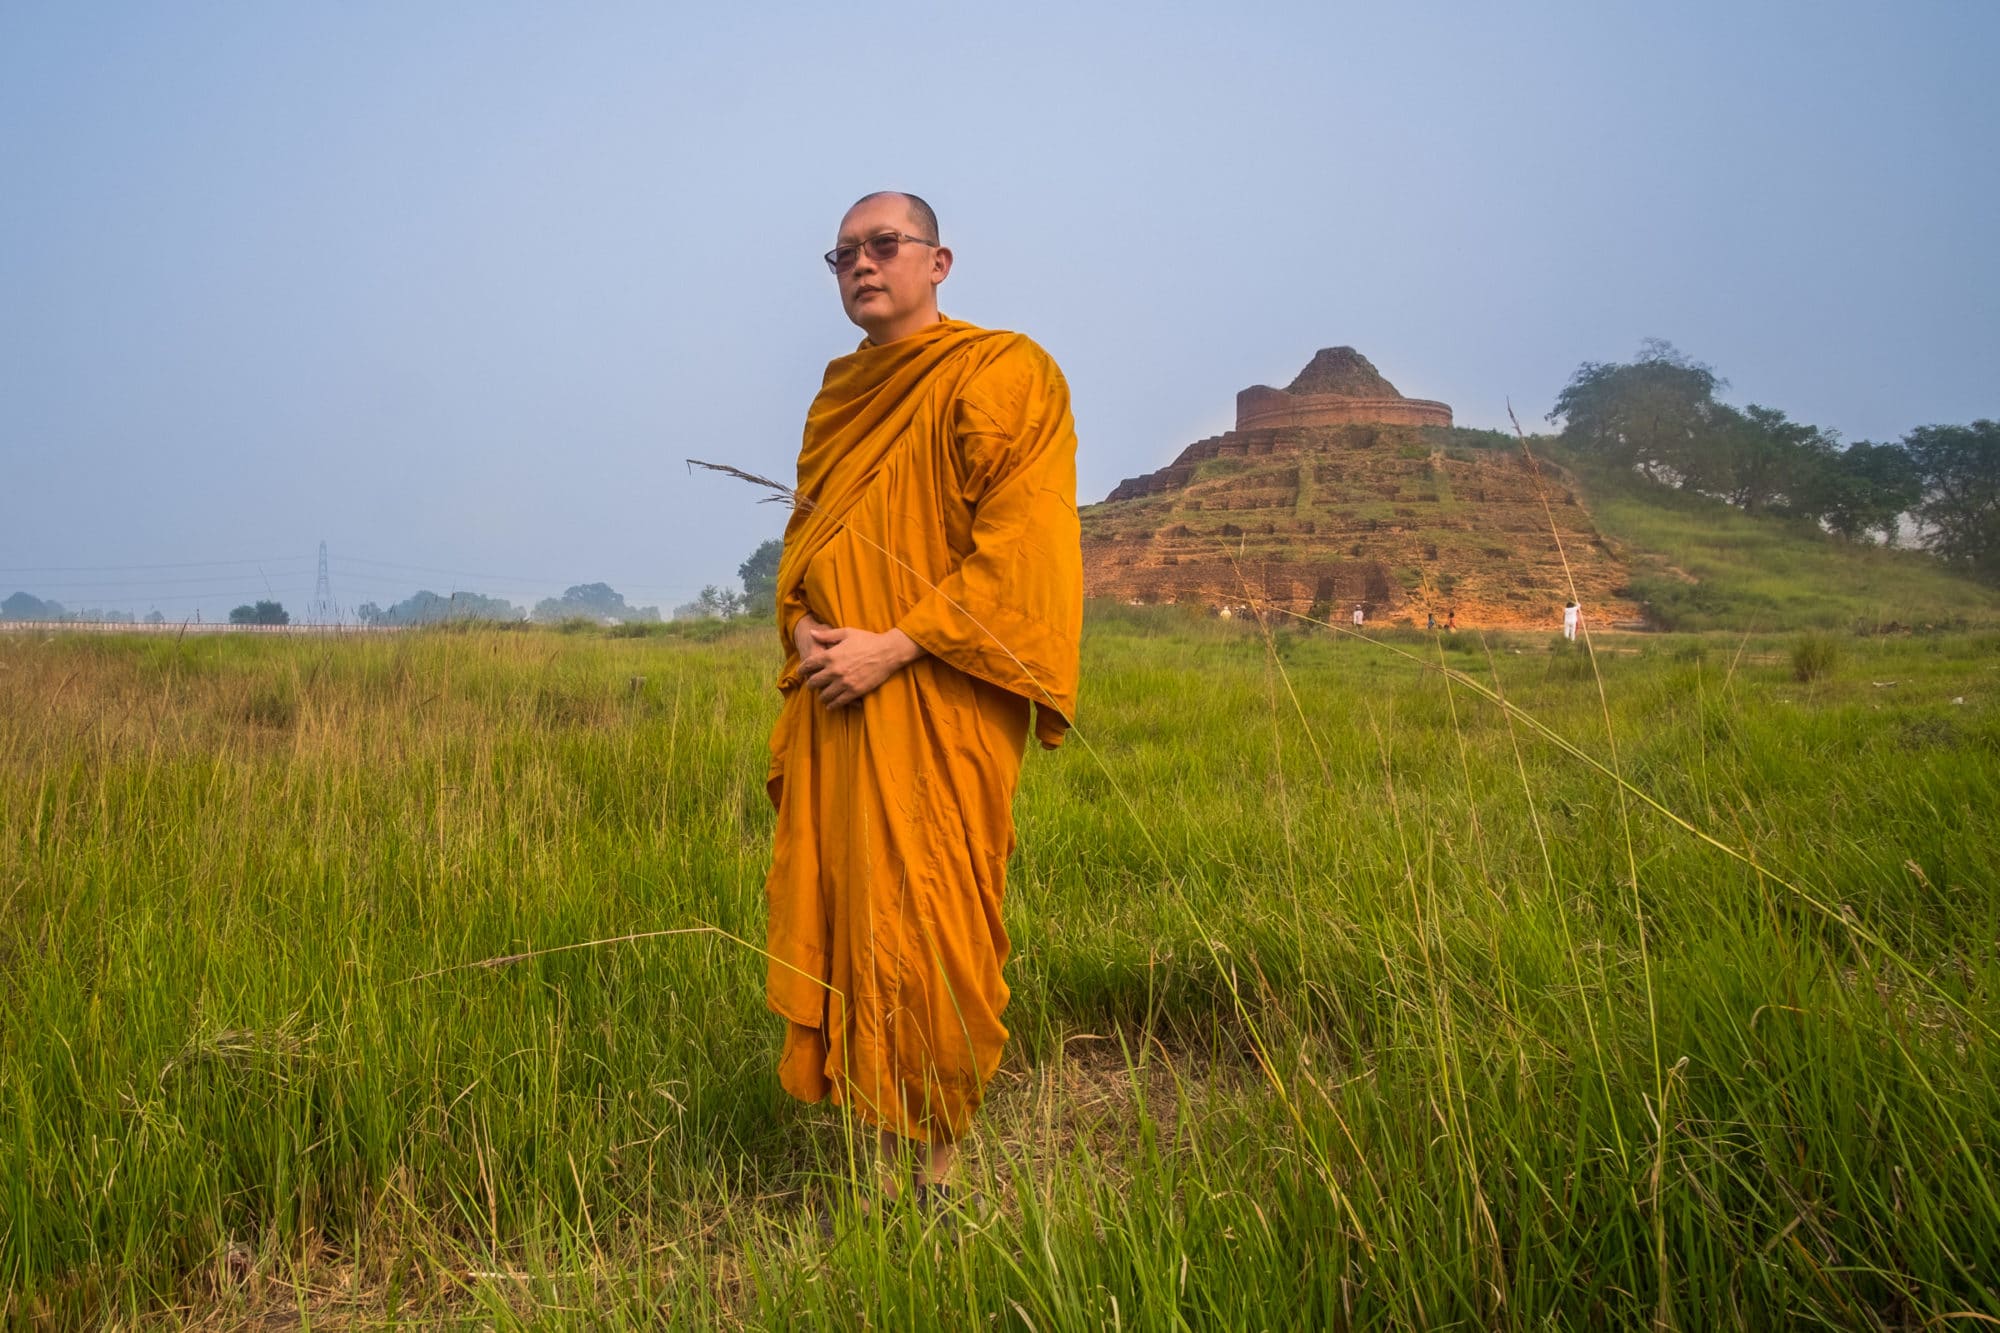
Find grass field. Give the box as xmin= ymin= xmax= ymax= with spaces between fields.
xmin=3 ymin=611 xmax=1997 ymax=1328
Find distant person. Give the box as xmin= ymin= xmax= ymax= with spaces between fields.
xmin=1563 ymin=600 xmax=1581 ymax=641
xmin=1352 ymin=603 xmax=1365 ymax=627
xmin=1426 ymin=611 xmax=1436 ymax=631
xmin=1445 ymin=609 xmax=1457 ymax=632
xmin=762 ymin=191 xmax=1082 ymax=1216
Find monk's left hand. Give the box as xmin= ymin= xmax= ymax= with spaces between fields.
xmin=801 ymin=626 xmax=924 ymax=709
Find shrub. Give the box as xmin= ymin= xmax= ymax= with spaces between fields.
xmin=1791 ymin=632 xmax=1842 ymax=683
xmin=238 ymin=682 xmax=298 ymax=730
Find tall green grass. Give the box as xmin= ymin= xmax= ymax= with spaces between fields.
xmin=1 ymin=616 xmax=1995 ymax=1326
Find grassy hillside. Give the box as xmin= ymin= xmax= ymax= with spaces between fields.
xmin=3 ymin=619 xmax=1997 ymax=1326
xmin=1552 ymin=449 xmax=2000 ymax=631
xmin=1082 ymin=420 xmax=1999 ymax=634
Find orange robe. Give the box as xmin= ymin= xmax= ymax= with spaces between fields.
xmin=763 ymin=318 xmax=1082 ymax=1143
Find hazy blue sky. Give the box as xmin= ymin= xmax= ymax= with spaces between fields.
xmin=3 ymin=3 xmax=1994 ymax=618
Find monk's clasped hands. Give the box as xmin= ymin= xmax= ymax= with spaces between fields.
xmin=798 ymin=623 xmax=924 ymax=709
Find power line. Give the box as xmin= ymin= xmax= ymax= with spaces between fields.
xmin=333 ymin=553 xmax=722 ymax=599
xmin=334 ymin=554 xmax=561 ymax=586
xmin=8 ymin=546 xmax=757 ymax=607
xmin=0 ymin=557 xmax=311 ymax=574
xmin=16 ymin=587 xmax=317 ymax=607
xmin=0 ymin=572 xmax=325 ymax=592
xmin=325 ymin=567 xmax=467 ymax=590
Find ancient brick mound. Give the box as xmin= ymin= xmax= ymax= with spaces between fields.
xmin=1286 ymin=346 xmax=1402 ymax=398
xmin=1236 ymin=346 xmax=1453 ymax=432
xmin=1084 ymin=382 xmax=1644 ymax=631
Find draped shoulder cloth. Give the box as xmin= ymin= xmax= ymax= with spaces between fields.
xmin=762 ymin=317 xmax=1082 ymax=1142
xmin=771 ymin=317 xmax=1081 ymax=743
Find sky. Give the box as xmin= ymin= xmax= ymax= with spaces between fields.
xmin=2 ymin=2 xmax=1995 ymax=619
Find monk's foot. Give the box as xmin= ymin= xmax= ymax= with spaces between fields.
xmin=813 ymin=1195 xmax=838 ymax=1244
xmin=912 ymin=1180 xmax=981 ymax=1229
xmin=812 ymin=1192 xmax=887 ymax=1244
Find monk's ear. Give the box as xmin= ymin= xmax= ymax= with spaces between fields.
xmin=930 ymin=245 xmax=953 ymax=287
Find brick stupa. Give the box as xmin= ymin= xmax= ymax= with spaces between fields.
xmin=1080 ymin=348 xmax=1641 ymax=628
xmin=1234 ymin=346 xmax=1453 ymax=432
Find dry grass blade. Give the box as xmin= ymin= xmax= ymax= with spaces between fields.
xmin=685 ymin=459 xmax=802 ymax=506
xmin=405 ymin=927 xmax=724 ymax=982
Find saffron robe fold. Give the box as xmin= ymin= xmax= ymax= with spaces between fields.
xmin=763 ymin=317 xmax=1082 ymax=1142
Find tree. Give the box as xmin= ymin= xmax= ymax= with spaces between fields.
xmin=358 ymin=589 xmax=523 ymax=625
xmin=1809 ymin=441 xmax=1921 ymax=544
xmin=677 ymin=584 xmax=744 ymax=619
xmin=3 ymin=591 xmax=65 ymax=620
xmin=1906 ymin=420 xmax=2000 ymax=579
xmin=229 ymin=600 xmax=289 ymax=625
xmin=738 ymin=538 xmax=783 ymax=618
xmin=700 ymin=584 xmax=745 ymax=618
xmin=1717 ymin=404 xmax=1839 ymax=517
xmin=1550 ymin=340 xmax=1729 ymax=484
xmin=530 ymin=583 xmax=660 ymax=624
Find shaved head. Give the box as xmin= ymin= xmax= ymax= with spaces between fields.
xmin=833 ymin=191 xmax=952 ymax=343
xmin=848 ymin=191 xmax=938 ymax=244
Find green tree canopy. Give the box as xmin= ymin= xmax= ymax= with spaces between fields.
xmin=356 ymin=589 xmax=523 ymax=626
xmin=1550 ymin=339 xmax=1729 ymax=483
xmin=3 ymin=591 xmax=65 ymax=621
xmin=229 ymin=600 xmax=289 ymax=626
xmin=1716 ymin=404 xmax=1839 ymax=517
xmin=1552 ymin=343 xmax=1931 ymax=548
xmin=1906 ymin=420 xmax=2000 ymax=579
xmin=674 ymin=585 xmax=745 ymax=620
xmin=530 ymin=583 xmax=660 ymax=625
xmin=1809 ymin=441 xmax=1922 ymax=544
xmin=738 ymin=537 xmax=783 ymax=618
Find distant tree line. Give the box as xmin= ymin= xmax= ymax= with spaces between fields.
xmin=356 ymin=583 xmax=669 ymax=626
xmin=357 ymin=589 xmax=523 ymax=625
xmin=531 ymin=582 xmax=658 ymax=624
xmin=5 ymin=592 xmax=73 ymax=620
xmin=673 ymin=538 xmax=782 ymax=621
xmin=1552 ymin=340 xmax=1999 ymax=578
xmin=3 ymin=592 xmax=157 ymax=623
xmin=229 ymin=601 xmax=290 ymax=625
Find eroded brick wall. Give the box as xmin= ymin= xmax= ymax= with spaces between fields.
xmin=1235 ymin=385 xmax=1453 ymax=431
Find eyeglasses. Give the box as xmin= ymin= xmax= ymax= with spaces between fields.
xmin=823 ymin=231 xmax=938 ymax=275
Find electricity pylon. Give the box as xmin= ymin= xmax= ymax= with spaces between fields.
xmin=308 ymin=540 xmax=339 ymax=624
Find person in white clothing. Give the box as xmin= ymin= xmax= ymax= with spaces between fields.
xmin=1563 ymin=601 xmax=1581 ymax=641
xmin=1352 ymin=603 xmax=1365 ymax=627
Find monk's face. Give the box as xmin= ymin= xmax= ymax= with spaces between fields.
xmin=833 ymin=196 xmax=952 ymax=344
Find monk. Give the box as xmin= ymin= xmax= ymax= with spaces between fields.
xmin=762 ymin=191 xmax=1082 ymax=1209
